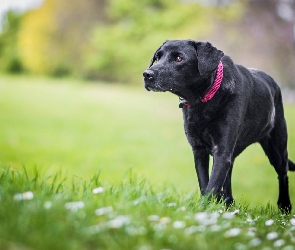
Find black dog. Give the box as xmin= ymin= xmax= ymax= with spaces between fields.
xmin=143 ymin=40 xmax=295 ymax=213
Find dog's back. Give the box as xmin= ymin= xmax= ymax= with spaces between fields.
xmin=229 ymin=65 xmax=280 ymax=155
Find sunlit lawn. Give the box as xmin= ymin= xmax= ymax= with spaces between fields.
xmin=0 ymin=75 xmax=294 ymax=207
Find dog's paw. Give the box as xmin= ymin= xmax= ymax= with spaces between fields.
xmin=224 ymin=197 xmax=235 ymax=207
xmin=278 ymin=201 xmax=292 ymax=214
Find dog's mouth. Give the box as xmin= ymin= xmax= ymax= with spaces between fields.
xmin=144 ymin=82 xmax=189 ymax=103
xmin=144 ymin=80 xmax=167 ymax=92
xmin=145 ymin=85 xmax=165 ymax=92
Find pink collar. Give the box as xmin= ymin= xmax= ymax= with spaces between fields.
xmin=179 ymin=61 xmax=223 ymax=108
xmin=201 ymin=61 xmax=223 ymax=103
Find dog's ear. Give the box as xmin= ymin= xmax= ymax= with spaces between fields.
xmin=192 ymin=41 xmax=224 ymax=76
xmin=149 ymin=40 xmax=168 ymax=68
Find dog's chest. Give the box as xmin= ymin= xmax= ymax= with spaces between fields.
xmin=182 ymin=108 xmax=218 ymax=153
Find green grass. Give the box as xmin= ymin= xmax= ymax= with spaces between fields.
xmin=0 ymin=75 xmax=294 ymax=206
xmin=0 ymin=167 xmax=295 ymax=250
xmin=1 ymin=75 xmax=295 ymax=249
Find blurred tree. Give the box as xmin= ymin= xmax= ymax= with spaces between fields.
xmin=83 ymin=0 xmax=216 ymax=83
xmin=245 ymin=0 xmax=295 ymax=88
xmin=9 ymin=0 xmax=294 ymax=88
xmin=210 ymin=0 xmax=295 ymax=88
xmin=18 ymin=0 xmax=106 ymax=76
xmin=0 ymin=11 xmax=23 ymax=73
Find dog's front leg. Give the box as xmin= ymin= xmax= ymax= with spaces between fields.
xmin=193 ymin=148 xmax=210 ymax=195
xmin=222 ymin=166 xmax=234 ymax=205
xmin=205 ymin=152 xmax=233 ymax=201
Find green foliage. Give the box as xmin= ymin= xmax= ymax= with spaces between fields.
xmin=0 ymin=0 xmax=240 ymax=82
xmin=18 ymin=0 xmax=105 ymax=77
xmin=83 ymin=0 xmax=215 ymax=82
xmin=1 ymin=167 xmax=295 ymax=249
xmin=0 ymin=11 xmax=23 ymax=73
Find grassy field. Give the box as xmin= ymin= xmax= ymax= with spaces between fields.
xmin=1 ymin=75 xmax=295 ymax=249
xmin=1 ymin=167 xmax=295 ymax=250
xmin=0 ymin=75 xmax=295 ymax=203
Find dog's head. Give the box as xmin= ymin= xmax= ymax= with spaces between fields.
xmin=143 ymin=40 xmax=224 ymax=102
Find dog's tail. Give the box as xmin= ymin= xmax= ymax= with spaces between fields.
xmin=288 ymin=159 xmax=295 ymax=171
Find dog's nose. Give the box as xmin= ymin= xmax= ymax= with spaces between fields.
xmin=143 ymin=69 xmax=154 ymax=80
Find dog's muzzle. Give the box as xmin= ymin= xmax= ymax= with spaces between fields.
xmin=143 ymin=69 xmax=154 ymax=81
xmin=143 ymin=69 xmax=156 ymax=91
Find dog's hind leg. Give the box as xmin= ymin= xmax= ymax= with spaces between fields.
xmin=259 ymin=109 xmax=292 ymax=213
xmin=288 ymin=159 xmax=295 ymax=171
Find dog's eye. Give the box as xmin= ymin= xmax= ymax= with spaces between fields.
xmin=176 ymin=56 xmax=183 ymax=62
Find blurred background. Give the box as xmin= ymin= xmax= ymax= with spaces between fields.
xmin=0 ymin=0 xmax=295 ymax=87
xmin=0 ymin=0 xmax=295 ymax=207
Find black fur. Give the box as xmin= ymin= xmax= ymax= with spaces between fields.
xmin=143 ymin=39 xmax=294 ymax=213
